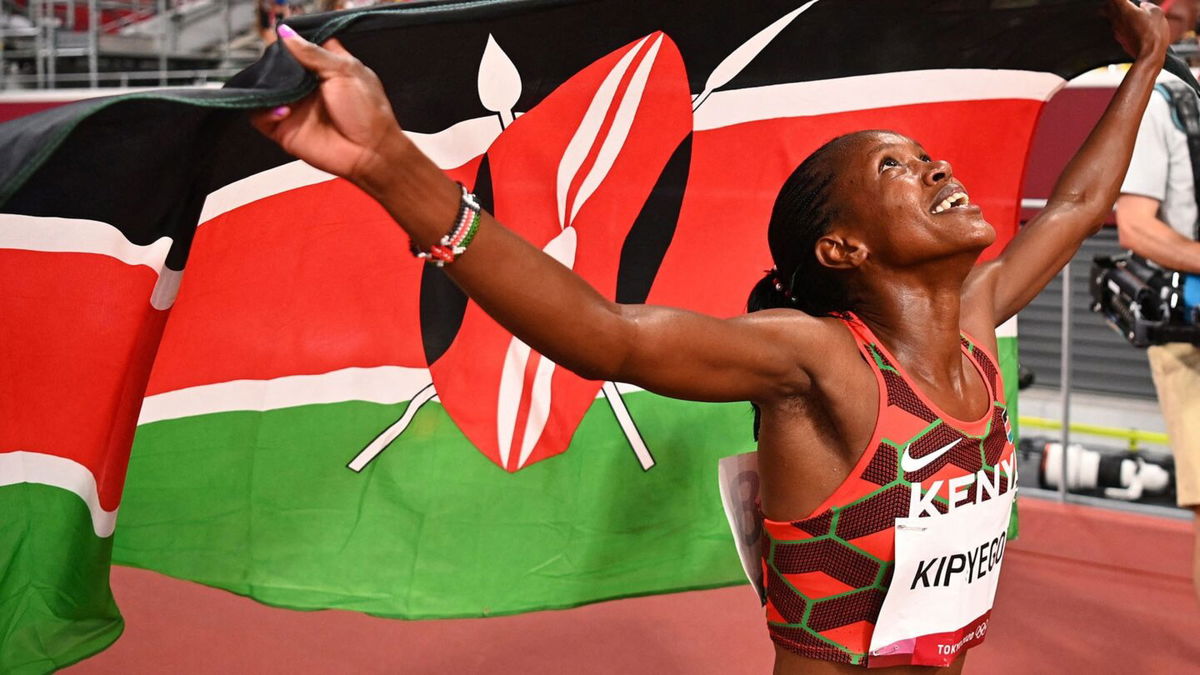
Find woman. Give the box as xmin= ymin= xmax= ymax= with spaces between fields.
xmin=254 ymin=1 xmax=1167 ymax=671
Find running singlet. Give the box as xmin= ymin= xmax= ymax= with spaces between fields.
xmin=761 ymin=313 xmax=1017 ymax=667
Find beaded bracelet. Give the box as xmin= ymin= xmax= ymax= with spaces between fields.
xmin=410 ymin=183 xmax=482 ymax=267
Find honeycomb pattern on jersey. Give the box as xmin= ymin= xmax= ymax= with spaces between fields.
xmin=770 ymin=626 xmax=856 ymax=664
xmin=773 ymin=537 xmax=882 ymax=589
xmin=879 ymin=369 xmax=939 ymax=423
xmin=767 ymin=564 xmax=809 ymax=623
xmin=970 ymin=341 xmax=1001 ymax=392
xmin=764 ymin=336 xmax=1014 ymax=666
xmin=834 ymin=483 xmax=911 ymax=541
xmin=860 ymin=442 xmax=899 ymax=487
xmin=793 ymin=509 xmax=834 ymax=537
xmin=983 ymin=405 xmax=1011 ymax=465
xmin=808 ymin=587 xmax=888 ymax=632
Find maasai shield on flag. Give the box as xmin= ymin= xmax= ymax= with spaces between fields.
xmin=0 ymin=0 xmax=1158 ymax=670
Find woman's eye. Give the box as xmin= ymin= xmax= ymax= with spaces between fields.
xmin=879 ymin=157 xmax=900 ymax=171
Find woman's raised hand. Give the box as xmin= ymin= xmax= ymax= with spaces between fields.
xmin=250 ymin=27 xmax=407 ymax=186
xmin=1106 ymin=0 xmax=1169 ymax=62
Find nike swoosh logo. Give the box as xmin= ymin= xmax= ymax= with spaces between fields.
xmin=900 ymin=438 xmax=962 ymax=473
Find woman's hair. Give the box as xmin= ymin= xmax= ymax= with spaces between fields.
xmin=746 ymin=131 xmax=876 ymax=317
xmin=746 ymin=130 xmax=882 ymax=438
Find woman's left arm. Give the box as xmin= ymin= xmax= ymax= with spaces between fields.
xmin=965 ymin=0 xmax=1168 ymax=325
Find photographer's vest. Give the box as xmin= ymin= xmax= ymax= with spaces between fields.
xmin=1148 ymin=80 xmax=1200 ymax=304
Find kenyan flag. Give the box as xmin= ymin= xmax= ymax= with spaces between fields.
xmin=0 ymin=0 xmax=1152 ymax=669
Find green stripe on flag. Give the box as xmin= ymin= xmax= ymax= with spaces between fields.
xmin=0 ymin=484 xmax=123 ymax=674
xmin=998 ymin=335 xmax=1020 ymax=541
xmin=997 ymin=336 xmax=1020 ymax=442
xmin=115 ymin=340 xmax=1021 ymax=617
xmin=114 ymin=392 xmax=753 ymax=618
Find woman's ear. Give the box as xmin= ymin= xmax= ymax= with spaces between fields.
xmin=815 ymin=233 xmax=867 ymax=270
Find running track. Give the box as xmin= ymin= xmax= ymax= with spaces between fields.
xmin=67 ymin=497 xmax=1198 ymax=673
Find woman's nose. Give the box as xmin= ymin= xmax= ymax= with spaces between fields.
xmin=923 ymin=159 xmax=952 ymax=185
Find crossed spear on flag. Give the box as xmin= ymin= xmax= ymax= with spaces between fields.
xmin=348 ymin=0 xmax=820 ymax=474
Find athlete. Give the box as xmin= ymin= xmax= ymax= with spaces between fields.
xmin=252 ymin=1 xmax=1168 ymax=671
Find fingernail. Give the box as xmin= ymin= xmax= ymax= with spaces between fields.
xmin=278 ymin=24 xmax=298 ymax=39
xmin=271 ymin=105 xmax=290 ymax=118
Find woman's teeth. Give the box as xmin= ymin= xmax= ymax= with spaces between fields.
xmin=931 ymin=192 xmax=969 ymax=214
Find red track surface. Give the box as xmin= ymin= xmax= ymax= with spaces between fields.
xmin=67 ymin=497 xmax=1198 ymax=674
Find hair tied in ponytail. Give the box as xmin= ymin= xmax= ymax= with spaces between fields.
xmin=767 ymin=267 xmax=794 ymax=301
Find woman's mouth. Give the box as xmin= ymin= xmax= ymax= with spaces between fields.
xmin=931 ymin=191 xmax=969 ymax=214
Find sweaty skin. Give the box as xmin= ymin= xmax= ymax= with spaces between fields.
xmin=253 ymin=2 xmax=1167 ymax=672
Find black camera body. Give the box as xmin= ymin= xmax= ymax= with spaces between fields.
xmin=1089 ymin=254 xmax=1200 ymax=348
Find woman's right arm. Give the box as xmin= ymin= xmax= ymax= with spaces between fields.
xmin=252 ymin=30 xmax=823 ymax=403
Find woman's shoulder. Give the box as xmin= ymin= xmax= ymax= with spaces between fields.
xmin=734 ymin=309 xmax=863 ymax=365
xmin=736 ymin=307 xmax=851 ymax=333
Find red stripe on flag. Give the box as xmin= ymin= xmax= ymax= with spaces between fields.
xmin=648 ymin=98 xmax=1043 ymax=316
xmin=143 ymin=176 xmax=452 ymax=396
xmin=0 ymin=249 xmax=167 ymax=510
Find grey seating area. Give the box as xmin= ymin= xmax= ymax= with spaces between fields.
xmin=1019 ymin=223 xmax=1158 ymax=401
xmin=0 ymin=0 xmax=263 ymax=88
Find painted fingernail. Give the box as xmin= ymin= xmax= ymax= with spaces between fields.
xmin=278 ymin=24 xmax=298 ymax=39
xmin=271 ymin=105 xmax=290 ymax=118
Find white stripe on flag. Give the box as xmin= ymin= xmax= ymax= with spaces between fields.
xmin=138 ymin=365 xmax=434 ymax=424
xmin=406 ymin=116 xmax=508 ymax=174
xmin=997 ymin=316 xmax=1018 ymax=339
xmin=0 ymin=214 xmax=179 ymax=309
xmin=197 ymin=161 xmax=335 ymax=225
xmin=196 ymin=118 xmax=506 ymax=226
xmin=0 ymin=451 xmax=118 ymax=537
xmin=0 ymin=214 xmax=170 ymax=268
xmin=195 ymin=69 xmax=1066 ymax=226
xmin=139 ymin=365 xmax=646 ymax=425
xmin=692 ymin=69 xmax=1066 ymax=131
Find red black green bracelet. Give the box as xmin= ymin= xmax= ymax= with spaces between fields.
xmin=410 ymin=183 xmax=482 ymax=267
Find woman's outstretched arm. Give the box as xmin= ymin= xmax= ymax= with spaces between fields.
xmin=965 ymin=0 xmax=1169 ymax=325
xmin=251 ymin=29 xmax=825 ymax=403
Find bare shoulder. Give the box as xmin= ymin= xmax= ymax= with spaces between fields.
xmin=730 ymin=309 xmax=864 ymax=381
xmin=729 ymin=309 xmax=854 ymax=345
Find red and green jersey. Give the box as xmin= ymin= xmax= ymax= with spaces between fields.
xmin=762 ymin=313 xmax=1016 ymax=666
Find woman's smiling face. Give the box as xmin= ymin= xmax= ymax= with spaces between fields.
xmin=823 ymin=131 xmax=995 ymax=271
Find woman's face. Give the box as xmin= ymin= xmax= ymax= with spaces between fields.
xmin=829 ymin=131 xmax=995 ymax=269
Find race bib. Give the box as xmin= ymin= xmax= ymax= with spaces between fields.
xmin=868 ymin=487 xmax=1015 ymax=668
xmin=717 ymin=452 xmax=764 ymax=599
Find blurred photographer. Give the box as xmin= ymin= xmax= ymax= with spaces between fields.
xmin=1114 ymin=0 xmax=1200 ymax=603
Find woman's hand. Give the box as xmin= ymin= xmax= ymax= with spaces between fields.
xmin=250 ymin=27 xmax=407 ymax=186
xmin=1106 ymin=0 xmax=1169 ymax=62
